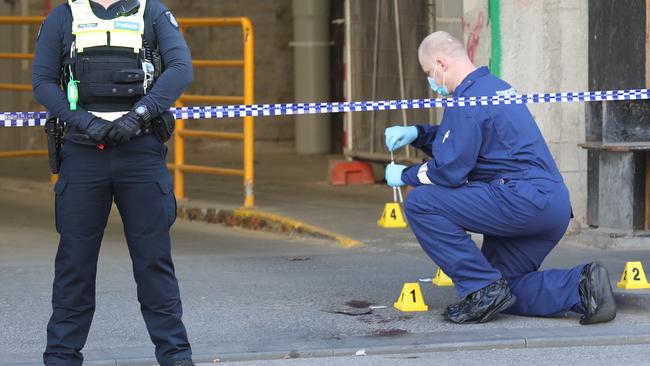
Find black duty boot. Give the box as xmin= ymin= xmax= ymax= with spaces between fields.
xmin=173 ymin=359 xmax=195 ymax=366
xmin=579 ymin=262 xmax=617 ymax=325
xmin=445 ymin=278 xmax=516 ymax=324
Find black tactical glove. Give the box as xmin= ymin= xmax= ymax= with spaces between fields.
xmin=107 ymin=110 xmax=143 ymax=145
xmin=85 ymin=117 xmax=113 ymax=145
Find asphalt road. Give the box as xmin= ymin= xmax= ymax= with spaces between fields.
xmin=0 ymin=173 xmax=649 ymax=365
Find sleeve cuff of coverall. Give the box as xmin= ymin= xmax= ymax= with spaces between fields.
xmin=410 ymin=125 xmax=437 ymax=149
xmin=402 ymin=163 xmax=434 ymax=187
xmin=410 ymin=125 xmax=427 ymax=149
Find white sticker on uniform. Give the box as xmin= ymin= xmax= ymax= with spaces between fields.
xmin=78 ymin=22 xmax=99 ymax=29
xmin=166 ymin=11 xmax=179 ymax=28
xmin=114 ymin=20 xmax=141 ymax=31
xmin=496 ymin=88 xmax=518 ymax=97
xmin=442 ymin=130 xmax=451 ymax=143
xmin=417 ymin=163 xmax=433 ymax=185
xmin=37 ymin=22 xmax=43 ymax=40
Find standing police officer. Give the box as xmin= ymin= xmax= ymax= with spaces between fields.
xmin=32 ymin=1 xmax=194 ymax=365
xmin=385 ymin=31 xmax=616 ymax=325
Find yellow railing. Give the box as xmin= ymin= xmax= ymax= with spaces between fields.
xmin=0 ymin=16 xmax=255 ymax=208
xmin=171 ymin=17 xmax=255 ymax=207
xmin=0 ymin=17 xmax=46 ymax=160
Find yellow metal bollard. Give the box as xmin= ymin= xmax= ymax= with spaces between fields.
xmin=242 ymin=17 xmax=255 ymax=208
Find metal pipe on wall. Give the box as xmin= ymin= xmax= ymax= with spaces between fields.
xmin=393 ymin=0 xmax=411 ymax=158
xmin=20 ymin=0 xmax=28 ymax=71
xmin=427 ymin=1 xmax=436 ymax=125
xmin=292 ymin=0 xmax=331 ymax=154
xmin=344 ymin=0 xmax=354 ymax=156
xmin=369 ymin=0 xmax=381 ymax=153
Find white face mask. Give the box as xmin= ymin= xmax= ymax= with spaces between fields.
xmin=427 ymin=62 xmax=449 ymax=97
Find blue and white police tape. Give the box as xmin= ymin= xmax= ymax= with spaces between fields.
xmin=2 ymin=88 xmax=649 ymax=127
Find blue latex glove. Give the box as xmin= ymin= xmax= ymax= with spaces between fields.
xmin=385 ymin=126 xmax=418 ymax=152
xmin=385 ymin=163 xmax=407 ymax=187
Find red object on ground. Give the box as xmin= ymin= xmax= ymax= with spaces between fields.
xmin=329 ymin=160 xmax=375 ymax=186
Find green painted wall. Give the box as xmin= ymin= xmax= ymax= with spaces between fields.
xmin=488 ymin=0 xmax=501 ymax=77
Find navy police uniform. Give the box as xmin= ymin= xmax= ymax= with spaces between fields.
xmin=402 ymin=67 xmax=584 ymax=317
xmin=32 ymin=1 xmax=193 ymax=365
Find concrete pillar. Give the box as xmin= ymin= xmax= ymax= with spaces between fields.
xmin=597 ymin=152 xmax=645 ymax=231
xmin=292 ymin=0 xmax=331 ymax=154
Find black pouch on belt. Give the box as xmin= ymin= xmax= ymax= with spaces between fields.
xmin=151 ymin=111 xmax=175 ymax=143
xmin=44 ymin=116 xmax=64 ymax=174
xmin=111 ymin=69 xmax=145 ymax=83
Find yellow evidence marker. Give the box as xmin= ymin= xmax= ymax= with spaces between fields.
xmin=377 ymin=202 xmax=407 ymax=228
xmin=432 ymin=267 xmax=454 ymax=287
xmin=617 ymin=261 xmax=650 ymax=289
xmin=394 ymin=283 xmax=429 ymax=312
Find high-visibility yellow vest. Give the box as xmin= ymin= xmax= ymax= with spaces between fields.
xmin=69 ymin=0 xmax=146 ymax=53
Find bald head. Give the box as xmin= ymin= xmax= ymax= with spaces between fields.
xmin=418 ymin=31 xmax=476 ymax=95
xmin=418 ymin=31 xmax=467 ymax=60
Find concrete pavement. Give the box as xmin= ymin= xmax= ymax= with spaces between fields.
xmin=0 ymin=155 xmax=650 ymax=365
xmin=202 ymin=345 xmax=650 ymax=366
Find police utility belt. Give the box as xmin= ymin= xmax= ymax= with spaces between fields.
xmin=45 ymin=111 xmax=175 ymax=174
xmin=45 ymin=0 xmax=174 ymax=174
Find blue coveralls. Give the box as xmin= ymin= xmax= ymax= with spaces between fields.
xmin=401 ymin=67 xmax=583 ymax=317
xmin=32 ymin=2 xmax=193 ymax=365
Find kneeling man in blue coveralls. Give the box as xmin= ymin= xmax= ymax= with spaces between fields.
xmin=385 ymin=31 xmax=617 ymax=324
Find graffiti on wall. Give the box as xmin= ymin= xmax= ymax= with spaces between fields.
xmin=463 ymin=10 xmax=485 ymax=62
xmin=462 ymin=0 xmax=491 ymax=68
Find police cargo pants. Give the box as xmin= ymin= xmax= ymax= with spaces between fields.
xmin=44 ymin=135 xmax=191 ymax=366
xmin=404 ymin=178 xmax=585 ymax=317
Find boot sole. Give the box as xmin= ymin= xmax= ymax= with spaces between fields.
xmin=580 ymin=263 xmax=617 ymax=325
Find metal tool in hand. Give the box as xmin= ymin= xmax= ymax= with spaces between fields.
xmin=390 ymin=151 xmax=404 ymax=203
